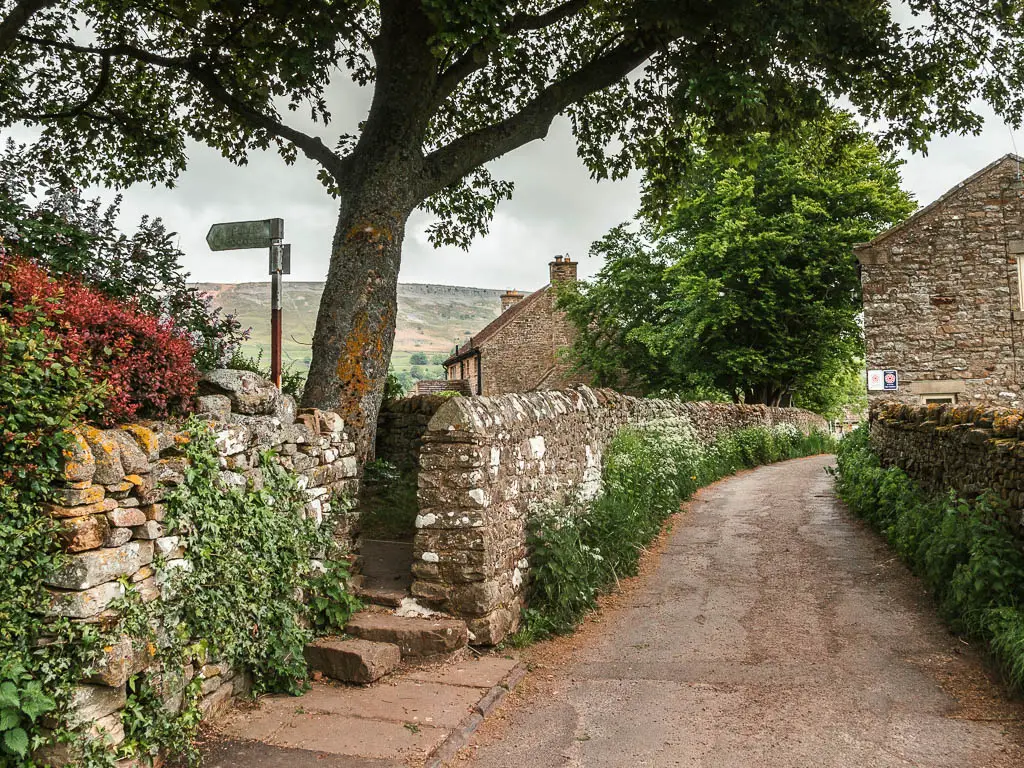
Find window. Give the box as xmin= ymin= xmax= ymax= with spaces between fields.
xmin=1019 ymin=257 xmax=1024 ymax=311
xmin=922 ymin=394 xmax=957 ymax=405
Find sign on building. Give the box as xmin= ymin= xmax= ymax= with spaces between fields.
xmin=868 ymin=369 xmax=899 ymax=391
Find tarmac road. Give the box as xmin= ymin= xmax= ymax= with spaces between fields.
xmin=457 ymin=455 xmax=1024 ymax=768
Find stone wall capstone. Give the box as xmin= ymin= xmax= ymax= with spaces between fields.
xmin=869 ymin=399 xmax=1024 ymax=540
xmin=411 ymin=386 xmax=827 ymax=644
xmin=42 ymin=369 xmax=359 ymax=756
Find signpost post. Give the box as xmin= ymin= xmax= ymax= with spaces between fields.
xmin=206 ymin=218 xmax=291 ymax=389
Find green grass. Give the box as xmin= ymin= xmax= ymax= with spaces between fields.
xmin=195 ymin=281 xmax=502 ymax=379
xmin=833 ymin=425 xmax=1024 ymax=690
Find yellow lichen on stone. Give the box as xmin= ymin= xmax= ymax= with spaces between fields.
xmin=122 ymin=424 xmax=159 ymax=457
xmin=993 ymin=412 xmax=1023 ymax=437
xmin=61 ymin=428 xmax=95 ymax=482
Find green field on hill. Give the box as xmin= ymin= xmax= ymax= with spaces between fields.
xmin=195 ymin=281 xmax=503 ymax=389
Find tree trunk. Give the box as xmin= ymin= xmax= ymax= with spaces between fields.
xmin=301 ymin=173 xmax=415 ymax=462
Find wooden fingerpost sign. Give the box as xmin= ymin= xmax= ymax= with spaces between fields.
xmin=206 ymin=218 xmax=290 ymax=388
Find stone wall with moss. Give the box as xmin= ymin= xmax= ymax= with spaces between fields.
xmin=412 ymin=386 xmax=827 ymax=644
xmin=41 ymin=370 xmax=358 ymax=759
xmin=870 ymin=399 xmax=1024 ymax=537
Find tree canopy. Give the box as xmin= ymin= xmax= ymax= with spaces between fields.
xmin=560 ymin=111 xmax=916 ymax=407
xmin=3 ymin=0 xmax=1024 ymax=451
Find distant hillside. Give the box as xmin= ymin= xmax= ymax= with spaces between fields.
xmin=194 ymin=281 xmax=503 ymax=383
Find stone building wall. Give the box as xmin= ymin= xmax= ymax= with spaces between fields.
xmin=42 ymin=370 xmax=358 ymax=754
xmin=375 ymin=395 xmax=450 ymax=471
xmin=856 ymin=154 xmax=1024 ymax=409
xmin=870 ymin=400 xmax=1024 ymax=539
xmin=479 ymin=288 xmax=589 ymax=396
xmin=412 ymin=386 xmax=826 ymax=644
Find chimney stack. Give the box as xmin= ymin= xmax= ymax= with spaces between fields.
xmin=500 ymin=289 xmax=523 ymax=313
xmin=549 ymin=254 xmax=578 ymax=284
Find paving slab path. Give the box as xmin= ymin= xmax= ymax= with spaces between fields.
xmin=202 ymin=654 xmax=522 ymax=767
xmin=457 ymin=455 xmax=1024 ymax=768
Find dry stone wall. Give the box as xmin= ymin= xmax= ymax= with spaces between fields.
xmin=870 ymin=399 xmax=1024 ymax=539
xmin=375 ymin=395 xmax=450 ymax=471
xmin=42 ymin=369 xmax=358 ymax=753
xmin=412 ymin=386 xmax=826 ymax=644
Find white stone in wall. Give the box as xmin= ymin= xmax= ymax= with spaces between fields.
xmin=529 ymin=435 xmax=546 ymax=459
xmin=415 ymin=512 xmax=437 ymax=528
xmin=337 ymin=454 xmax=358 ymax=479
xmin=468 ymin=488 xmax=489 ymax=507
xmin=512 ymin=568 xmax=523 ymax=588
xmin=421 ymin=551 xmax=439 ymax=563
xmin=489 ymin=447 xmax=501 ymax=479
xmin=580 ymin=444 xmax=602 ymax=501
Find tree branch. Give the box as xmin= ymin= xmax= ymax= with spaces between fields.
xmin=0 ymin=0 xmax=55 ymax=54
xmin=16 ymin=33 xmax=195 ymax=67
xmin=421 ymin=36 xmax=658 ymax=196
xmin=435 ymin=0 xmax=592 ymax=103
xmin=17 ymin=32 xmax=346 ymax=178
xmin=184 ymin=64 xmax=345 ymax=177
xmin=17 ymin=52 xmax=112 ymax=120
xmin=504 ymin=0 xmax=591 ymax=34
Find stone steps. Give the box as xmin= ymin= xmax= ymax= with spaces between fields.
xmin=346 ymin=612 xmax=469 ymax=658
xmin=303 ymin=637 xmax=400 ymax=684
xmin=304 ymin=611 xmax=470 ymax=686
xmin=353 ymin=583 xmax=407 ymax=608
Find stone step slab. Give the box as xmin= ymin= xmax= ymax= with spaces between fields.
xmin=303 ymin=637 xmax=400 ymax=684
xmin=344 ymin=613 xmax=468 ymax=658
xmin=354 ymin=584 xmax=408 ymax=608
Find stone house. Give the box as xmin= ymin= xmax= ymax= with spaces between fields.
xmin=442 ymin=256 xmax=589 ymax=396
xmin=856 ymin=154 xmax=1024 ymax=408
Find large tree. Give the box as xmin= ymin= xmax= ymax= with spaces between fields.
xmin=561 ymin=111 xmax=916 ymax=406
xmin=3 ymin=1 xmax=1024 ymax=453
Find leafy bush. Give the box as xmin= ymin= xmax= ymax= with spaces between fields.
xmin=160 ymin=421 xmax=359 ymax=696
xmin=0 ymin=142 xmax=247 ymax=369
xmin=515 ymin=421 xmax=835 ymax=642
xmin=1 ymin=256 xmax=197 ymax=424
xmin=833 ymin=425 xmax=1024 ymax=689
xmin=112 ymin=420 xmax=361 ymax=764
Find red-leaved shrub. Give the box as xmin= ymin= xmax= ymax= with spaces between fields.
xmin=1 ymin=256 xmax=198 ymax=424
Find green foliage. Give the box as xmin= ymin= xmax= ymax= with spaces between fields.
xmin=562 ymin=111 xmax=914 ymax=410
xmin=833 ymin=426 xmax=1024 ymax=690
xmin=227 ymin=348 xmax=306 ymax=398
xmin=792 ymin=357 xmax=869 ymax=421
xmin=0 ymin=661 xmax=56 ymax=761
xmin=0 ymin=314 xmax=110 ymax=765
xmin=513 ymin=422 xmax=835 ymax=643
xmin=409 ymin=352 xmax=429 ymax=366
xmin=384 ymin=370 xmax=410 ymax=401
xmin=0 ymin=143 xmax=248 ymax=370
xmin=307 ymin=558 xmax=363 ymax=635
xmin=162 ymin=421 xmax=358 ymax=697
